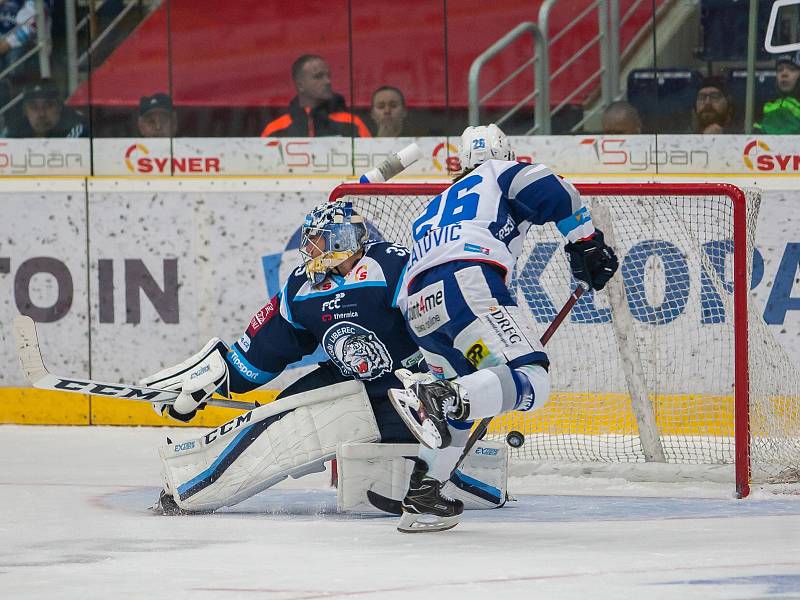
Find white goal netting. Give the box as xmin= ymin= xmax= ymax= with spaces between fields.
xmin=333 ymin=183 xmax=800 ymax=491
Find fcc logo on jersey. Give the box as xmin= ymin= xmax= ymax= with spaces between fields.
xmin=322 ymin=321 xmax=393 ymax=380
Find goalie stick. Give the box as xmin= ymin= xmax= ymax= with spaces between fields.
xmin=367 ymin=284 xmax=587 ymax=514
xmin=11 ymin=315 xmax=257 ymax=411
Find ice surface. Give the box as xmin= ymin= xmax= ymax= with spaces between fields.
xmin=1 ymin=425 xmax=799 ymax=599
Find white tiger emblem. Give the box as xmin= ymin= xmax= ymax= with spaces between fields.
xmin=322 ymin=322 xmax=392 ymax=380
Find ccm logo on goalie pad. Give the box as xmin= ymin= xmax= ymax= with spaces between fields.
xmin=203 ymin=411 xmax=253 ymax=444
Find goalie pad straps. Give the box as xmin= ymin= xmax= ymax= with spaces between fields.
xmin=336 ymin=440 xmax=508 ymax=512
xmin=160 ymin=381 xmax=378 ymax=512
xmin=141 ymin=338 xmax=231 ymax=420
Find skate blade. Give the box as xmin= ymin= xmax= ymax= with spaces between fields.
xmin=397 ymin=511 xmax=460 ymax=533
xmin=388 ymin=388 xmax=434 ymax=449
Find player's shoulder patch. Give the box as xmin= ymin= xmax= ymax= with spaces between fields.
xmin=247 ymin=295 xmax=280 ymax=336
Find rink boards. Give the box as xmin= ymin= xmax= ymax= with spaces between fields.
xmin=0 ymin=175 xmax=798 ymax=427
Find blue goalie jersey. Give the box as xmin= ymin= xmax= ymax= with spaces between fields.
xmin=225 ymin=241 xmax=422 ymax=398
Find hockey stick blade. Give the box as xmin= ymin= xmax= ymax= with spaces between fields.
xmin=11 ymin=315 xmax=256 ymax=411
xmin=366 ymin=489 xmax=403 ymax=515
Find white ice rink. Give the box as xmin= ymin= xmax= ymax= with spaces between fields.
xmin=2 ymin=425 xmax=800 ymax=600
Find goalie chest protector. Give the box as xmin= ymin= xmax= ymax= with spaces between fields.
xmin=232 ymin=241 xmax=422 ymax=397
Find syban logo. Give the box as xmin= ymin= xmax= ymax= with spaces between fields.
xmin=322 ymin=321 xmax=393 ymax=380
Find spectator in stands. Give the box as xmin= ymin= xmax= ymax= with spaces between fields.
xmin=370 ymin=85 xmax=408 ymax=136
xmin=138 ymin=93 xmax=177 ymax=137
xmin=260 ymin=54 xmax=370 ymax=138
xmin=7 ymin=78 xmax=87 ymax=138
xmin=693 ymin=76 xmax=735 ymax=134
xmin=0 ymin=0 xmax=48 ymax=76
xmin=601 ymin=101 xmax=641 ymax=134
xmin=755 ymin=52 xmax=800 ymax=134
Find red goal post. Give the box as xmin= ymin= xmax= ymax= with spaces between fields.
xmin=330 ymin=182 xmax=799 ymax=498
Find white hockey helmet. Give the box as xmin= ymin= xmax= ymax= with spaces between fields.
xmin=300 ymin=200 xmax=368 ymax=286
xmin=458 ymin=124 xmax=515 ymax=170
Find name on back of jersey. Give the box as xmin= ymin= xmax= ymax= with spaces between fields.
xmin=410 ymin=223 xmax=462 ymax=266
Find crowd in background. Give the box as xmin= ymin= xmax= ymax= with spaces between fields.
xmin=2 ymin=0 xmax=800 ymax=139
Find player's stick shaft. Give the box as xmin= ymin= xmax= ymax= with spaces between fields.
xmin=457 ymin=284 xmax=587 ymax=466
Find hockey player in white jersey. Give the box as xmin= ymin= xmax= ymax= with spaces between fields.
xmin=389 ymin=124 xmax=619 ymax=532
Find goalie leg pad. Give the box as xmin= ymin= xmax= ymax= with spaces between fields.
xmin=160 ymin=382 xmax=378 ymax=512
xmin=336 ymin=440 xmax=507 ymax=513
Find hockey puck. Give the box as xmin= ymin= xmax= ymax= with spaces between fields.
xmin=506 ymin=430 xmax=525 ymax=448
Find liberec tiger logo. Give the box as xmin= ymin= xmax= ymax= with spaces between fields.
xmin=322 ymin=321 xmax=393 ymax=380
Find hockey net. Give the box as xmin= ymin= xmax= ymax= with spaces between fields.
xmin=330 ymin=182 xmax=800 ymax=496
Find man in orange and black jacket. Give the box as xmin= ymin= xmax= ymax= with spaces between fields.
xmin=261 ymin=54 xmax=371 ymax=138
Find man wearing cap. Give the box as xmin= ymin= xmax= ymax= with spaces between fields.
xmin=7 ymin=78 xmax=87 ymax=138
xmin=138 ymin=93 xmax=177 ymax=137
xmin=693 ymin=76 xmax=736 ymax=134
xmin=755 ymin=52 xmax=800 ymax=134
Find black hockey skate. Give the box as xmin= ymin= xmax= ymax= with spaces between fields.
xmin=397 ymin=459 xmax=464 ymax=533
xmin=388 ymin=369 xmax=469 ymax=449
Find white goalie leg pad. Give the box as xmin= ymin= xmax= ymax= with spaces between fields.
xmin=444 ymin=440 xmax=509 ymax=509
xmin=337 ymin=440 xmax=508 ymax=513
xmin=160 ymin=381 xmax=378 ymax=512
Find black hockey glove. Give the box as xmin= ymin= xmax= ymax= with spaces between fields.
xmin=564 ymin=228 xmax=619 ymax=291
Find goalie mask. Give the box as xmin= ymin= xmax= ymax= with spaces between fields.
xmin=458 ymin=124 xmax=515 ymax=171
xmin=300 ymin=201 xmax=368 ymax=286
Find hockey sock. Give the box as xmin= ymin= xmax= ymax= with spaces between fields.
xmin=418 ymin=445 xmax=465 ymax=482
xmin=511 ymin=364 xmax=551 ymax=412
xmin=456 ymin=364 xmax=551 ymax=419
xmin=418 ymin=427 xmax=471 ymax=482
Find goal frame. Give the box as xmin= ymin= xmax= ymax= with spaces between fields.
xmin=330 ymin=182 xmax=752 ymax=497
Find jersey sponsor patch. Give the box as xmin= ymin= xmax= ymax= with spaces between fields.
xmin=227 ymin=347 xmax=273 ymax=384
xmin=465 ymin=339 xmax=491 ymax=369
xmin=429 ymin=364 xmax=445 ymax=379
xmin=247 ymin=296 xmax=279 ymax=336
xmin=407 ymin=280 xmax=450 ymax=336
xmin=322 ymin=321 xmax=393 ymax=380
xmin=321 ymin=292 xmax=346 ymax=312
xmin=464 ymin=242 xmax=491 ymax=255
xmin=495 ymin=214 xmax=517 ymax=242
xmin=401 ymin=349 xmax=424 ymax=369
xmin=352 ymin=265 xmax=368 ymax=281
xmin=238 ymin=333 xmax=251 ymax=352
xmin=483 ymin=305 xmax=523 ymax=345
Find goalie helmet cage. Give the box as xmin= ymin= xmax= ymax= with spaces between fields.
xmin=329 ymin=182 xmax=800 ymax=498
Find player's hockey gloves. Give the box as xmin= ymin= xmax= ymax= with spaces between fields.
xmin=141 ymin=338 xmax=231 ymax=423
xmin=564 ymin=228 xmax=619 ymax=291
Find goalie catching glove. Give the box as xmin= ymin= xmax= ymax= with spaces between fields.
xmin=564 ymin=228 xmax=619 ymax=291
xmin=141 ymin=338 xmax=230 ymax=422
